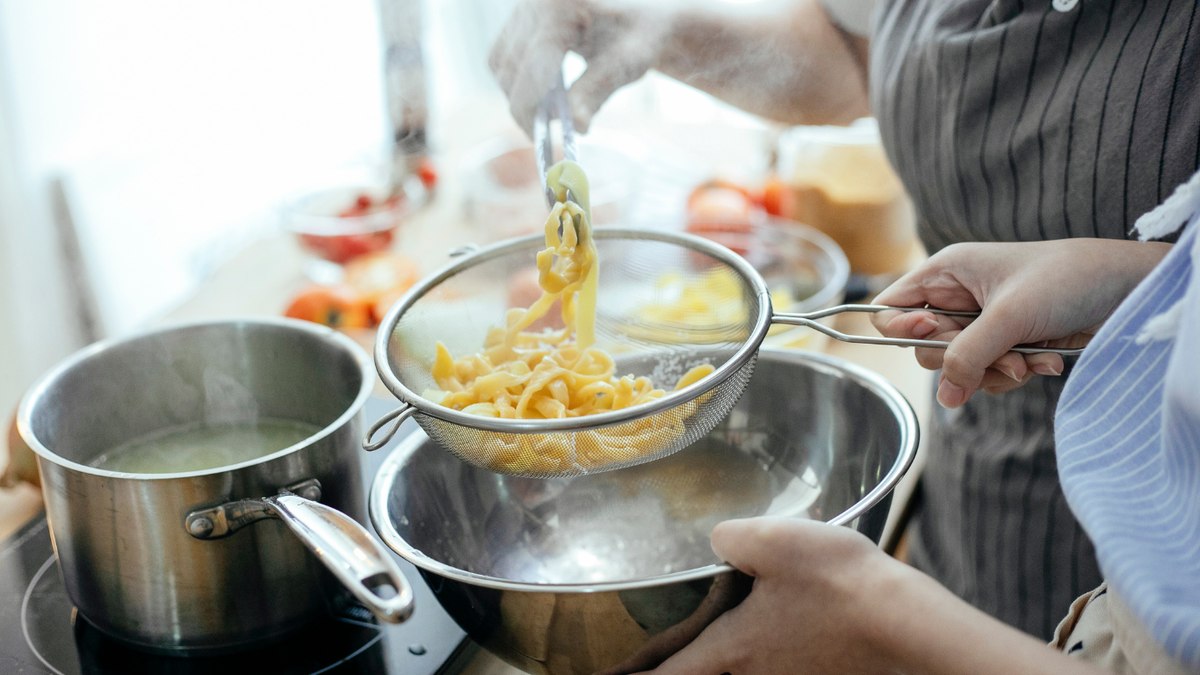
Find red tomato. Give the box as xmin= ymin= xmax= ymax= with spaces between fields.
xmin=686 ymin=180 xmax=754 ymax=224
xmin=685 ymin=180 xmax=757 ymax=256
xmin=759 ymin=176 xmax=793 ymax=218
xmin=283 ymin=285 xmax=373 ymax=329
xmin=416 ymin=157 xmax=438 ymax=191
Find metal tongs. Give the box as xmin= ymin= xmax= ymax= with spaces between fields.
xmin=532 ymin=71 xmax=580 ymax=210
xmin=773 ymin=304 xmax=1085 ymax=355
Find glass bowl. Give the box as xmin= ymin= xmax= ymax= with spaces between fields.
xmin=684 ymin=214 xmax=850 ymax=351
xmin=283 ymin=177 xmax=425 ymax=284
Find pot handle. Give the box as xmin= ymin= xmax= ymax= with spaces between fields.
xmin=262 ymin=491 xmax=415 ymax=624
xmin=363 ymin=404 xmax=417 ymax=451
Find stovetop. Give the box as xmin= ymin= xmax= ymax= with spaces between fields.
xmin=0 ymin=400 xmax=476 ymax=675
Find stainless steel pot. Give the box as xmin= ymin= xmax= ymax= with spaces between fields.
xmin=369 ymin=348 xmax=918 ymax=675
xmin=17 ymin=318 xmax=413 ymax=652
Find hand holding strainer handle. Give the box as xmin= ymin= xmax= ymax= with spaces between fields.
xmin=773 ymin=304 xmax=1084 ymax=356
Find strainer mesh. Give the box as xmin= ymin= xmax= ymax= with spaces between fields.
xmin=379 ymin=229 xmax=769 ymax=477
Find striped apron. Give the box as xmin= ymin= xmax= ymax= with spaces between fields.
xmin=869 ymin=0 xmax=1200 ymax=639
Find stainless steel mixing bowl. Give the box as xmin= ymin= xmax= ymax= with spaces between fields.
xmin=369 ymin=348 xmax=918 ymax=674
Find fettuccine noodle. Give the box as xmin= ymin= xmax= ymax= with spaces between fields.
xmin=427 ymin=161 xmax=714 ymax=473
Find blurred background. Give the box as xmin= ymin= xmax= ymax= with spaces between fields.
xmin=0 ymin=0 xmax=916 ymax=429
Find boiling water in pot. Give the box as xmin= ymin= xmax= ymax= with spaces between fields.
xmin=90 ymin=418 xmax=321 ymax=473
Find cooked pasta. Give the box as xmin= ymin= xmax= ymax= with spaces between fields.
xmin=628 ymin=267 xmax=799 ymax=344
xmin=426 ymin=161 xmax=714 ymax=473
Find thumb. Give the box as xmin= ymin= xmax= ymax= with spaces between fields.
xmin=568 ymin=37 xmax=654 ymax=132
xmin=710 ymin=517 xmax=809 ymax=579
xmin=506 ymin=39 xmax=570 ymax=137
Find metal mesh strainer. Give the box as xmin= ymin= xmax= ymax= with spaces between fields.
xmin=365 ymin=227 xmax=1082 ymax=478
xmin=366 ymin=227 xmax=770 ymax=478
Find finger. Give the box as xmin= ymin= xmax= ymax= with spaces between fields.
xmin=871 ymin=270 xmax=978 ymax=311
xmin=913 ymin=346 xmax=947 ymax=371
xmin=568 ymin=37 xmax=654 ymax=132
xmin=981 ymin=367 xmax=1031 ymax=390
xmin=642 ymin=607 xmax=741 ymax=675
xmin=870 ymin=268 xmax=934 ymax=308
xmin=979 ymin=367 xmax=1035 ymax=394
xmin=936 ymin=372 xmax=971 ymax=408
xmin=911 ymin=326 xmax=964 ymax=371
xmin=872 ymin=250 xmax=984 ymax=312
xmin=936 ymin=353 xmax=1034 ymax=405
xmin=489 ymin=2 xmax=541 ymax=92
xmin=1024 ymin=352 xmax=1065 ymax=377
xmin=916 ymin=329 xmax=1029 ymax=385
xmin=507 ymin=35 xmax=571 ymax=135
xmin=488 ymin=27 xmax=517 ymax=89
xmin=938 ymin=301 xmax=1032 ymax=397
xmin=981 ymin=378 xmax=1033 ymax=396
xmin=871 ymin=309 xmax=941 ymax=340
xmin=988 ymin=350 xmax=1029 ymax=383
xmin=709 ymin=518 xmax=775 ymax=578
xmin=710 ymin=517 xmax=838 ymax=578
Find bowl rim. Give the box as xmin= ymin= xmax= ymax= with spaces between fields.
xmin=367 ymin=347 xmax=919 ymax=593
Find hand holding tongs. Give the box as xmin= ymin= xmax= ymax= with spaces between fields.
xmin=532 ymin=70 xmax=579 ymax=210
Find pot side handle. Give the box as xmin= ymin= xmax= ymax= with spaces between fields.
xmin=363 ymin=405 xmax=417 ymax=451
xmin=263 ymin=492 xmax=415 ymax=624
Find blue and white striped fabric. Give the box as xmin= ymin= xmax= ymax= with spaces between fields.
xmin=1056 ymin=215 xmax=1200 ymax=669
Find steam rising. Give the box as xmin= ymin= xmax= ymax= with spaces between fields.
xmin=202 ymin=368 xmax=259 ymax=425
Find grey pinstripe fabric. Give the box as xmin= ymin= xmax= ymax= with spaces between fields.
xmin=869 ymin=0 xmax=1200 ymax=639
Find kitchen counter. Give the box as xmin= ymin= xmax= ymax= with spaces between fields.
xmin=152 ymin=217 xmax=930 ymax=675
xmin=0 ymin=100 xmax=932 ymax=674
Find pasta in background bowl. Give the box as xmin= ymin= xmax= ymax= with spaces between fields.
xmin=627 ymin=216 xmax=849 ymax=352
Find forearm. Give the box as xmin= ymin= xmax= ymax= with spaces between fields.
xmin=869 ymin=565 xmax=1107 ymax=675
xmin=655 ymin=0 xmax=870 ymax=125
xmin=1070 ymin=238 xmax=1174 ymax=307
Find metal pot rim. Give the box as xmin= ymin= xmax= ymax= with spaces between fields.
xmin=17 ymin=316 xmax=375 ymax=481
xmin=368 ymin=348 xmax=919 ymax=594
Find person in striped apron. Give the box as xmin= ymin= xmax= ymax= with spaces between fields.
xmin=867 ymin=0 xmax=1200 ymax=642
xmin=635 ymin=179 xmax=1199 ymax=672
xmin=489 ymin=0 xmax=1200 ymax=642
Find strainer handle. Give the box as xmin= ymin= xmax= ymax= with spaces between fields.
xmin=363 ymin=404 xmax=418 ymax=451
xmin=772 ymin=304 xmax=1084 ymax=356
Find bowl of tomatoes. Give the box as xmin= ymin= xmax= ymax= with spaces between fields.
xmin=284 ymin=176 xmax=426 ymax=283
